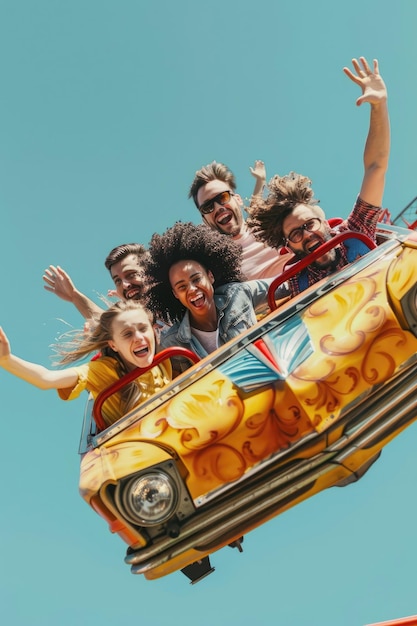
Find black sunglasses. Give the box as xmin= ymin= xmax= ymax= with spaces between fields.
xmin=199 ymin=190 xmax=235 ymax=215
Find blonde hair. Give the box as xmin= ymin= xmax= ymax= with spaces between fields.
xmin=54 ymin=300 xmax=156 ymax=418
xmin=55 ymin=300 xmax=152 ymax=363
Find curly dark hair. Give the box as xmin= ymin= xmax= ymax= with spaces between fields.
xmin=144 ymin=222 xmax=243 ymax=324
xmin=247 ymin=172 xmax=322 ymax=249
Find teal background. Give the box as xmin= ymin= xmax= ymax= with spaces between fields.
xmin=1 ymin=1 xmax=416 ymax=625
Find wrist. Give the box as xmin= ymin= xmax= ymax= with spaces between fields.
xmin=72 ymin=289 xmax=83 ymax=304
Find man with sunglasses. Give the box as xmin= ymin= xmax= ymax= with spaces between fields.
xmin=188 ymin=161 xmax=290 ymax=280
xmin=247 ymin=56 xmax=390 ymax=298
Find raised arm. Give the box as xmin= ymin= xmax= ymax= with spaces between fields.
xmin=0 ymin=326 xmax=78 ymax=390
xmin=249 ymin=160 xmax=267 ymax=199
xmin=43 ymin=265 xmax=104 ymax=320
xmin=343 ymin=57 xmax=390 ymax=207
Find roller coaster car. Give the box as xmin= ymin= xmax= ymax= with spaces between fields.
xmin=78 ymin=224 xmax=417 ymax=582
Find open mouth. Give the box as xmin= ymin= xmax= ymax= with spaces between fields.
xmin=305 ymin=240 xmax=322 ymax=254
xmin=133 ymin=346 xmax=149 ymax=357
xmin=215 ymin=210 xmax=233 ymax=226
xmin=125 ymin=287 xmax=142 ymax=300
xmin=190 ymin=294 xmax=205 ymax=308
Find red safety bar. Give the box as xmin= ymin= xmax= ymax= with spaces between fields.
xmin=92 ymin=347 xmax=201 ymax=432
xmin=365 ymin=617 xmax=417 ymax=626
xmin=404 ymin=217 xmax=417 ymax=231
xmin=268 ymin=231 xmax=377 ymax=311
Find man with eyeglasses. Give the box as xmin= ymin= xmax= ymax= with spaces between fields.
xmin=247 ymin=56 xmax=390 ymax=298
xmin=188 ymin=161 xmax=290 ymax=280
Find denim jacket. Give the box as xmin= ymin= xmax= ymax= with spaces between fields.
xmin=160 ymin=280 xmax=272 ymax=370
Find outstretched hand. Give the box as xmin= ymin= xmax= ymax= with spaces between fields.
xmin=0 ymin=326 xmax=11 ymax=360
xmin=343 ymin=57 xmax=387 ymax=106
xmin=43 ymin=265 xmax=77 ymax=303
xmin=249 ymin=160 xmax=267 ymax=184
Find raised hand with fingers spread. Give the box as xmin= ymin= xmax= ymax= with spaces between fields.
xmin=343 ymin=56 xmax=387 ymax=106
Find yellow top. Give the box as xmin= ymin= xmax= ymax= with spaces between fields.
xmin=57 ymin=355 xmax=172 ymax=427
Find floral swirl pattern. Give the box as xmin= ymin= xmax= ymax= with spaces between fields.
xmin=81 ymin=245 xmax=417 ymax=503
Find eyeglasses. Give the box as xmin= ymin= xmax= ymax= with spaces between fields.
xmin=199 ymin=190 xmax=235 ymax=215
xmin=285 ymin=218 xmax=322 ymax=244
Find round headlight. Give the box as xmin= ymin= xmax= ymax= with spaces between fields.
xmin=117 ymin=471 xmax=178 ymax=526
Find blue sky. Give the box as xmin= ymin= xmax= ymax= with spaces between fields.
xmin=1 ymin=1 xmax=417 ymax=625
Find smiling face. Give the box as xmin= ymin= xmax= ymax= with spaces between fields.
xmin=196 ymin=180 xmax=244 ymax=237
xmin=107 ymin=308 xmax=155 ymax=370
xmin=169 ymin=260 xmax=218 ymax=331
xmin=282 ymin=204 xmax=335 ymax=268
xmin=110 ymin=254 xmax=146 ymax=301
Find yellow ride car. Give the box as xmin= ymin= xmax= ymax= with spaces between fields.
xmin=78 ymin=223 xmax=417 ymax=583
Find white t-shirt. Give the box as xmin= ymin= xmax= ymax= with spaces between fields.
xmin=233 ymin=225 xmax=291 ymax=280
xmin=191 ymin=327 xmax=219 ymax=354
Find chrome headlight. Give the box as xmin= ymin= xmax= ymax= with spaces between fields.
xmin=116 ymin=471 xmax=179 ymax=526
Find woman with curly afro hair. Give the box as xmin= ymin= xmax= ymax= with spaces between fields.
xmin=144 ymin=222 xmax=273 ymax=374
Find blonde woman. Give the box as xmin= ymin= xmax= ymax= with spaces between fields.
xmin=0 ymin=300 xmax=171 ymax=428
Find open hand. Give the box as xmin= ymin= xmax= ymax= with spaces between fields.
xmin=343 ymin=57 xmax=387 ymax=106
xmin=43 ymin=265 xmax=77 ymax=302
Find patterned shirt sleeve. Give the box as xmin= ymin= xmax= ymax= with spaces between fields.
xmin=346 ymin=195 xmax=383 ymax=240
